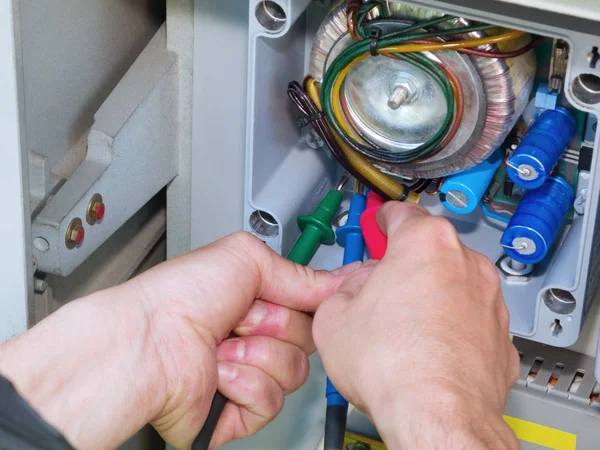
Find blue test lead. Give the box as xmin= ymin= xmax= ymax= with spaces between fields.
xmin=323 ymin=192 xmax=367 ymax=450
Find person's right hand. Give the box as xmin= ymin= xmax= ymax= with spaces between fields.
xmin=314 ymin=202 xmax=520 ymax=450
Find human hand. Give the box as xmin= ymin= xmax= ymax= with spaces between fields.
xmin=313 ymin=202 xmax=520 ymax=450
xmin=0 ymin=233 xmax=346 ymax=450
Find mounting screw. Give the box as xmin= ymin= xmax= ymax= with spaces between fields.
xmin=65 ymin=218 xmax=85 ymax=249
xmin=34 ymin=278 xmax=48 ymax=294
xmin=86 ymin=194 xmax=106 ymax=225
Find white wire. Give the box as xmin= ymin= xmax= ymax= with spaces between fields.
xmin=506 ymin=160 xmax=531 ymax=176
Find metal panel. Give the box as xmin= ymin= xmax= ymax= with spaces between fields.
xmin=0 ymin=0 xmax=33 ymax=342
xmin=19 ymin=0 xmax=164 ymax=210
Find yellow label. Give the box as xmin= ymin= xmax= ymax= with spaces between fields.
xmin=504 ymin=416 xmax=577 ymax=450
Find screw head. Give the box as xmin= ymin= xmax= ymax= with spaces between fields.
xmin=92 ymin=202 xmax=106 ymax=221
xmin=65 ymin=218 xmax=85 ymax=249
xmin=86 ymin=194 xmax=105 ymax=225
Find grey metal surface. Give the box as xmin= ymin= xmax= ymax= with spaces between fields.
xmin=166 ymin=0 xmax=194 ymax=259
xmin=507 ymin=338 xmax=600 ymax=448
xmin=35 ymin=198 xmax=166 ymax=321
xmin=19 ymin=0 xmax=164 ymax=211
xmin=32 ymin=25 xmax=178 ymax=276
xmin=0 ymin=0 xmax=33 ymax=342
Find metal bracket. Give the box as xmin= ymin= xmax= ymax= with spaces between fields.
xmin=32 ymin=25 xmax=178 ymax=276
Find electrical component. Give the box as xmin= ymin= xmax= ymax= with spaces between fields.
xmin=507 ymin=107 xmax=577 ymax=189
xmin=309 ymin=1 xmax=537 ymax=179
xmin=440 ymin=150 xmax=503 ymax=215
xmin=548 ymin=39 xmax=569 ymax=93
xmin=501 ymin=177 xmax=575 ymax=265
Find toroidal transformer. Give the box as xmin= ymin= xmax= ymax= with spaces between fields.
xmin=309 ymin=0 xmax=537 ymax=179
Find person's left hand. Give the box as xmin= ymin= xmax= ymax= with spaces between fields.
xmin=0 ymin=232 xmax=352 ymax=450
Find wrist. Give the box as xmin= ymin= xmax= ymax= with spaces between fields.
xmin=0 ymin=283 xmax=167 ymax=449
xmin=370 ymin=382 xmax=518 ymax=450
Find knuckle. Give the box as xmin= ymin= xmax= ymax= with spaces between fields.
xmin=381 ymin=201 xmax=427 ymax=217
xmin=425 ymin=217 xmax=461 ymax=250
xmin=285 ymin=351 xmax=310 ymax=393
xmin=477 ymin=254 xmax=501 ymax=288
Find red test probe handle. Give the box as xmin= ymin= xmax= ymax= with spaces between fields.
xmin=360 ymin=192 xmax=388 ymax=261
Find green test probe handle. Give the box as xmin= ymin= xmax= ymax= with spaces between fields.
xmin=192 ymin=186 xmax=345 ymax=450
xmin=287 ymin=189 xmax=344 ymax=265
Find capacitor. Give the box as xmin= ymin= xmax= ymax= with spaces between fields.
xmin=440 ymin=149 xmax=503 ymax=215
xmin=507 ymin=107 xmax=576 ymax=190
xmin=501 ymin=176 xmax=575 ymax=265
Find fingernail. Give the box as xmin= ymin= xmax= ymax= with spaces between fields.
xmin=240 ymin=301 xmax=267 ymax=328
xmin=217 ymin=339 xmax=246 ymax=362
xmin=332 ymin=261 xmax=363 ymax=276
xmin=218 ymin=363 xmax=239 ymax=381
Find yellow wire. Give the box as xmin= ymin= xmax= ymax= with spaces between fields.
xmin=306 ymin=79 xmax=420 ymax=203
xmin=331 ymin=31 xmax=527 ymax=141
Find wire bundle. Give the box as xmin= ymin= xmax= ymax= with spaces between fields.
xmin=288 ymin=80 xmax=418 ymax=202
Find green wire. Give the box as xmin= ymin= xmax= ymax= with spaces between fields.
xmin=320 ymin=22 xmax=495 ymax=164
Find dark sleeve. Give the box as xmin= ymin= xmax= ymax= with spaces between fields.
xmin=0 ymin=375 xmax=75 ymax=450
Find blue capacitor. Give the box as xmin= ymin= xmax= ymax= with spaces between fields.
xmin=501 ymin=176 xmax=574 ymax=265
xmin=507 ymin=107 xmax=576 ymax=190
xmin=440 ymin=149 xmax=503 ymax=215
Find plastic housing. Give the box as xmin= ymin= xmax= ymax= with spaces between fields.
xmin=236 ymin=0 xmax=600 ymax=353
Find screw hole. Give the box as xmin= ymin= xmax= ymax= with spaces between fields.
xmin=255 ymin=1 xmax=287 ymax=33
xmin=249 ymin=210 xmax=280 ymax=238
xmin=551 ymin=319 xmax=563 ymax=338
xmin=589 ymin=47 xmax=600 ymax=69
xmin=572 ymin=73 xmax=600 ymax=105
xmin=543 ymin=289 xmax=576 ymax=315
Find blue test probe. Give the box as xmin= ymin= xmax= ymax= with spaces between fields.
xmin=324 ymin=192 xmax=367 ymax=450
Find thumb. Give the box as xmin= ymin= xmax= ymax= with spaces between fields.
xmin=249 ymin=237 xmax=350 ymax=312
xmin=376 ymin=201 xmax=430 ymax=240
